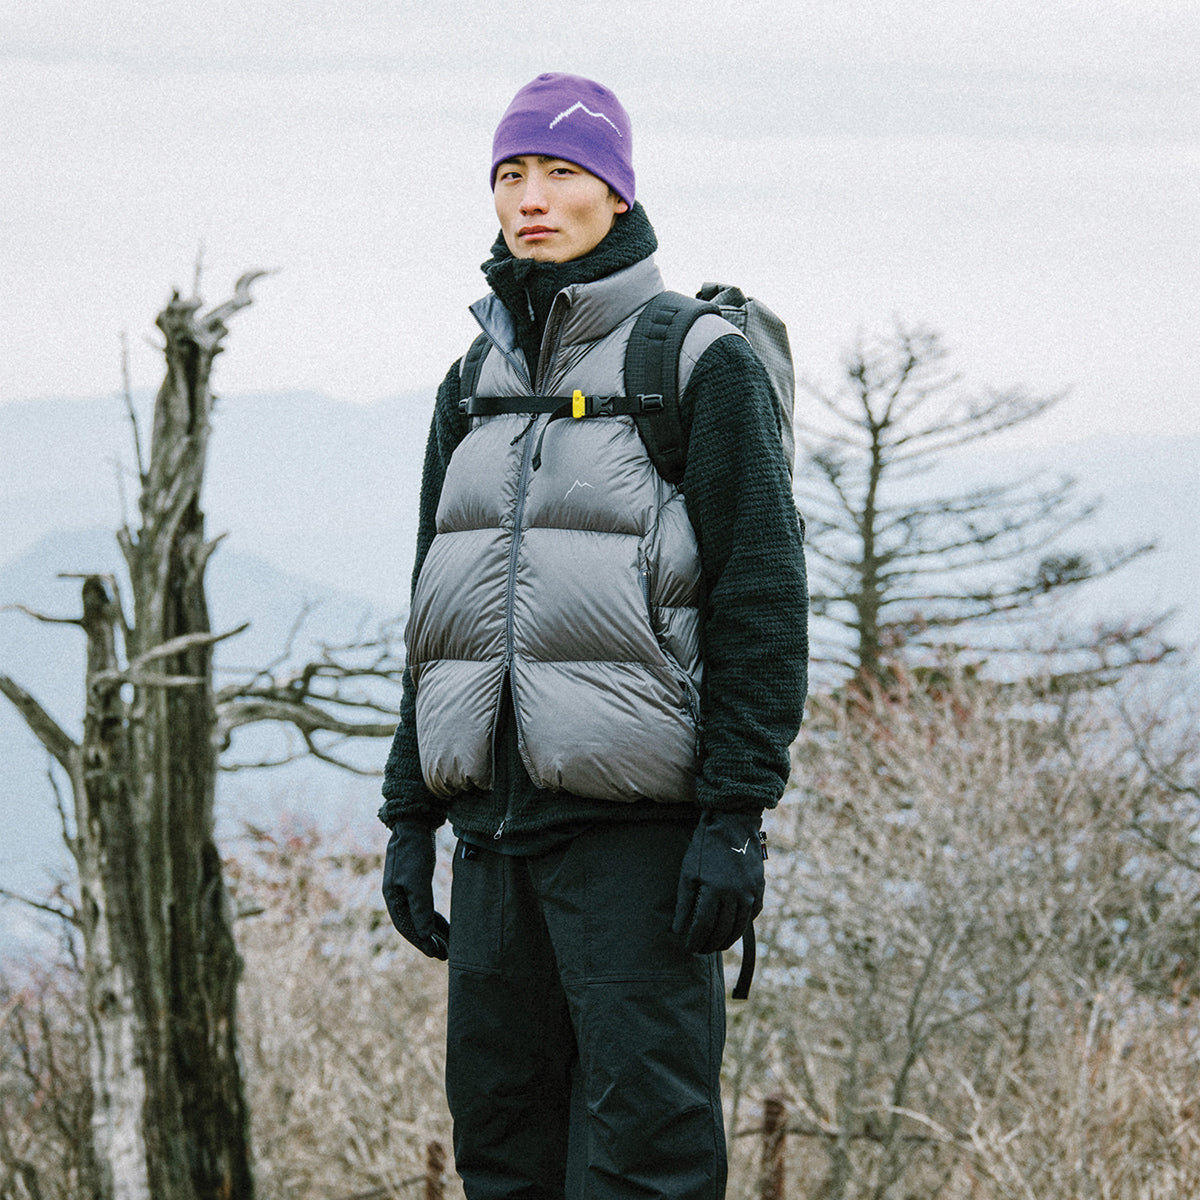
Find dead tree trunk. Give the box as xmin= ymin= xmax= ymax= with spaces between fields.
xmin=99 ymin=278 xmax=263 ymax=1198
xmin=83 ymin=277 xmax=265 ymax=1199
xmin=2 ymin=274 xmax=265 ymax=1199
xmin=2 ymin=269 xmax=411 ymax=1197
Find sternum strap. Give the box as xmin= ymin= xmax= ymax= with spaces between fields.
xmin=461 ymin=393 xmax=663 ymax=418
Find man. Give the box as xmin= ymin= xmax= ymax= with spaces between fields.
xmin=381 ymin=72 xmax=807 ymax=1200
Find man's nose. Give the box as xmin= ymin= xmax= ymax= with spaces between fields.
xmin=520 ymin=178 xmax=548 ymax=213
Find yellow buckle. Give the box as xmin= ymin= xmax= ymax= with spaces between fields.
xmin=572 ymin=389 xmax=586 ymax=419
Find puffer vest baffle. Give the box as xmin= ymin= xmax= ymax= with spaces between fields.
xmin=406 ymin=257 xmax=736 ymax=806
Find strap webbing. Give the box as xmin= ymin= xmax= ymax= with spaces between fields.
xmin=625 ymin=293 xmax=718 ymax=486
xmin=461 ymin=394 xmax=663 ymax=418
xmin=732 ymin=924 xmax=757 ymax=1000
xmin=459 ymin=333 xmax=491 ymax=406
xmin=462 ymin=395 xmax=572 ymax=415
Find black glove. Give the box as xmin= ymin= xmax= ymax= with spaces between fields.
xmin=382 ymin=819 xmax=450 ymax=960
xmin=672 ymin=809 xmax=765 ymax=955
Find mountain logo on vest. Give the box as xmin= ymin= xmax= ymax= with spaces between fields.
xmin=564 ymin=479 xmax=594 ymax=500
xmin=549 ymin=101 xmax=624 ymax=137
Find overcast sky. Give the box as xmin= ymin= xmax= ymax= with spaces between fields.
xmin=2 ymin=0 xmax=1197 ymax=448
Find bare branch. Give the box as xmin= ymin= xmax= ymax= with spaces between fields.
xmin=217 ymin=697 xmax=396 ymax=740
xmin=219 ymin=750 xmax=310 ymax=773
xmin=48 ymin=765 xmax=78 ymax=862
xmin=0 ymin=886 xmax=78 ymax=927
xmin=199 ymin=269 xmax=273 ymax=340
xmin=213 ymin=614 xmax=404 ymax=753
xmin=89 ymin=623 xmax=249 ymax=690
xmin=0 ymin=675 xmax=79 ymax=773
xmin=132 ymin=623 xmax=248 ymax=667
xmin=301 ymin=739 xmax=387 ymax=777
xmin=121 ymin=672 xmax=209 ymax=689
xmin=0 ymin=602 xmax=82 ymax=627
xmin=119 ymin=329 xmax=146 ymax=482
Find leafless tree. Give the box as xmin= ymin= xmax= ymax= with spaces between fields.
xmin=0 ymin=276 xmax=404 ymax=1200
xmin=795 ymin=322 xmax=1165 ymax=683
xmin=0 ymin=953 xmax=95 ymax=1200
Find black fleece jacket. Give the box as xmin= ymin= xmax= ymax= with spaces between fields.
xmin=379 ymin=205 xmax=808 ymax=837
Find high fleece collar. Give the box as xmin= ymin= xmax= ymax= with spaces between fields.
xmin=470 ymin=255 xmax=665 ymax=386
xmin=480 ymin=202 xmax=659 ymax=369
xmin=472 ymin=202 xmax=663 ymax=386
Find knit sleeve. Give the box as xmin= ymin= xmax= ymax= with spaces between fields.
xmin=378 ymin=362 xmax=468 ymax=828
xmin=679 ymin=334 xmax=809 ymax=813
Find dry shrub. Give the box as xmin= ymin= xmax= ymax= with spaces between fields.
xmin=723 ymin=664 xmax=1200 ymax=1200
xmin=953 ymin=981 xmax=1200 ymax=1200
xmin=0 ymin=950 xmax=93 ymax=1200
xmin=3 ymin=664 xmax=1196 ymax=1200
xmin=228 ymin=819 xmax=461 ymax=1200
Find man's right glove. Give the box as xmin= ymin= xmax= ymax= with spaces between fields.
xmin=672 ymin=809 xmax=766 ymax=955
xmin=382 ymin=819 xmax=450 ymax=960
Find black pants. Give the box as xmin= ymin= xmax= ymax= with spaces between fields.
xmin=446 ymin=821 xmax=727 ymax=1200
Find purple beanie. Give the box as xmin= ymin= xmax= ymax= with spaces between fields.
xmin=491 ymin=73 xmax=635 ymax=205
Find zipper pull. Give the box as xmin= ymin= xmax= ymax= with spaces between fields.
xmin=510 ymin=413 xmax=538 ymax=446
xmin=493 ymin=818 xmax=506 ymax=841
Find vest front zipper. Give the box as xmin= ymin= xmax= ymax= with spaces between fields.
xmin=490 ymin=401 xmax=541 ymax=839
xmin=475 ymin=292 xmax=569 ymax=837
xmin=535 ymin=291 xmax=572 ymax=393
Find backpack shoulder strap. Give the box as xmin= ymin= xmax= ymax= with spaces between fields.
xmin=459 ymin=332 xmax=492 ymax=402
xmin=625 ymin=292 xmax=718 ymax=487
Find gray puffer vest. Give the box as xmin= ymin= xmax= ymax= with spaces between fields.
xmin=406 ymin=256 xmax=740 ymax=805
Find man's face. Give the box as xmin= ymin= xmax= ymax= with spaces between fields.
xmin=494 ymin=156 xmax=628 ymax=263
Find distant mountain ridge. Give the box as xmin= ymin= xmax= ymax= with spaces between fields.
xmin=2 ymin=387 xmax=435 ymax=609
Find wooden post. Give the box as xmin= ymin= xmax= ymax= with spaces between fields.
xmin=760 ymin=1096 xmax=788 ymax=1200
xmin=424 ymin=1140 xmax=446 ymax=1200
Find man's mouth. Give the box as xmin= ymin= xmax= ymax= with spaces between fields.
xmin=518 ymin=226 xmax=555 ymax=239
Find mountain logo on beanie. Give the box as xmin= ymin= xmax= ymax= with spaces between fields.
xmin=549 ymin=101 xmax=624 ymax=137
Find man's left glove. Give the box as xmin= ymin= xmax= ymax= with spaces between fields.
xmin=382 ymin=819 xmax=450 ymax=960
xmin=672 ymin=809 xmax=766 ymax=955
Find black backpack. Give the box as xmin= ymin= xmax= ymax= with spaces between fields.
xmin=459 ymin=283 xmax=795 ymax=487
